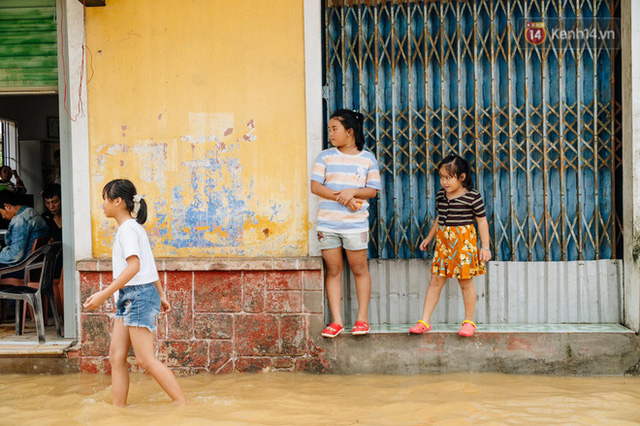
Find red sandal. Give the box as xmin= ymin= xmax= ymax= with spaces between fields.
xmin=321 ymin=322 xmax=344 ymax=338
xmin=352 ymin=321 xmax=370 ymax=335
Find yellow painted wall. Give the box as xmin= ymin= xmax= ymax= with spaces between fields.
xmin=86 ymin=0 xmax=308 ymax=257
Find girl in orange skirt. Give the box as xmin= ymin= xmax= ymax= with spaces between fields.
xmin=409 ymin=153 xmax=492 ymax=337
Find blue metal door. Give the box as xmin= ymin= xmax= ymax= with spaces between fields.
xmin=323 ymin=0 xmax=622 ymax=262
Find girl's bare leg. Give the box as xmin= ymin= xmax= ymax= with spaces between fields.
xmin=129 ymin=326 xmax=188 ymax=404
xmin=345 ymin=249 xmax=371 ymax=323
xmin=109 ymin=318 xmax=132 ymax=407
xmin=420 ymin=275 xmax=448 ymax=324
xmin=458 ymin=278 xmax=476 ymax=322
xmin=322 ymin=247 xmax=344 ymax=325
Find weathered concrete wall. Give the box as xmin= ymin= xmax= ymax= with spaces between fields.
xmin=85 ymin=0 xmax=308 ymax=258
xmin=316 ymin=333 xmax=640 ymax=376
xmin=77 ymin=258 xmax=326 ymax=374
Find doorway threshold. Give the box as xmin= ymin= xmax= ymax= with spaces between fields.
xmin=0 ymin=324 xmax=77 ymax=356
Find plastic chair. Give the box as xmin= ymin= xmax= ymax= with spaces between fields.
xmin=0 ymin=235 xmax=52 ymax=286
xmin=22 ymin=248 xmax=64 ymax=333
xmin=0 ymin=235 xmax=52 ymax=319
xmin=0 ymin=242 xmax=62 ymax=343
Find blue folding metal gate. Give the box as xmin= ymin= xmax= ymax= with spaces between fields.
xmin=323 ymin=0 xmax=622 ymax=263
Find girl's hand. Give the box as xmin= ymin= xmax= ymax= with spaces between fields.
xmin=346 ymin=198 xmax=363 ymax=212
xmin=479 ymin=247 xmax=492 ymax=263
xmin=419 ymin=237 xmax=431 ymax=251
xmin=333 ymin=189 xmax=357 ymax=205
xmin=160 ymin=296 xmax=172 ymax=314
xmin=83 ymin=290 xmax=107 ymax=311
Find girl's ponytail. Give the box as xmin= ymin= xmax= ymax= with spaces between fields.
xmin=102 ymin=179 xmax=148 ymax=224
xmin=331 ymin=109 xmax=366 ymax=151
xmin=133 ymin=196 xmax=148 ymax=225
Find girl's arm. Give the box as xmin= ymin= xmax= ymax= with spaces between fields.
xmin=83 ymin=255 xmax=140 ymax=310
xmin=476 ymin=216 xmax=492 ymax=263
xmin=310 ymin=180 xmax=338 ymax=201
xmin=335 ymin=188 xmax=378 ymax=211
xmin=154 ymin=279 xmax=172 ymax=313
xmin=419 ymin=216 xmax=440 ymax=251
xmin=311 ymin=181 xmax=378 ymax=211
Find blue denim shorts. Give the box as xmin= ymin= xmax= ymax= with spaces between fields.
xmin=317 ymin=230 xmax=369 ymax=251
xmin=115 ymin=283 xmax=161 ymax=332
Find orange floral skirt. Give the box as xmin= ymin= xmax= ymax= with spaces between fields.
xmin=431 ymin=224 xmax=486 ymax=279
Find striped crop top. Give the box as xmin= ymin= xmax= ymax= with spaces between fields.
xmin=436 ymin=188 xmax=486 ymax=226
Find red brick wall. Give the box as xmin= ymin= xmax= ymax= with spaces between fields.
xmin=77 ymin=259 xmax=327 ymax=374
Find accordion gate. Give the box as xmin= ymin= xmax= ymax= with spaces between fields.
xmin=323 ymin=0 xmax=623 ymax=324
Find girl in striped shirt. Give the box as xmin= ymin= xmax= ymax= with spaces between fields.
xmin=311 ymin=109 xmax=382 ymax=338
xmin=410 ymin=153 xmax=491 ymax=337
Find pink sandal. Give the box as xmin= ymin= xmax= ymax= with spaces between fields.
xmin=409 ymin=320 xmax=432 ymax=334
xmin=458 ymin=320 xmax=476 ymax=337
xmin=352 ymin=321 xmax=370 ymax=335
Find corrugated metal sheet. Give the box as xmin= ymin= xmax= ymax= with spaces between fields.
xmin=338 ymin=259 xmax=622 ymax=324
xmin=0 ymin=0 xmax=58 ymax=92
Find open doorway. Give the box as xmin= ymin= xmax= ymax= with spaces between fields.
xmin=0 ymin=95 xmax=65 ymax=343
xmin=0 ymin=0 xmax=89 ymax=348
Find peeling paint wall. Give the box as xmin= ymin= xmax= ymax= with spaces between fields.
xmin=86 ymin=0 xmax=308 ymax=257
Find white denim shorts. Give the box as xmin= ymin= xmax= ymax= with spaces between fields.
xmin=317 ymin=230 xmax=369 ymax=251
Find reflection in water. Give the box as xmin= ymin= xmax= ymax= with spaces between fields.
xmin=1 ymin=372 xmax=640 ymax=424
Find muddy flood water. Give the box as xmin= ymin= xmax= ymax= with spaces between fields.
xmin=2 ymin=372 xmax=640 ymax=424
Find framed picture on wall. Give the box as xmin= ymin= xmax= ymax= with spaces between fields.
xmin=47 ymin=116 xmax=59 ymax=139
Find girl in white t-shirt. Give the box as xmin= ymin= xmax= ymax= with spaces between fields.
xmin=84 ymin=179 xmax=187 ymax=406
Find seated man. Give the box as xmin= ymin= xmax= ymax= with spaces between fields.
xmin=0 ymin=190 xmax=49 ymax=273
xmin=41 ymin=184 xmax=62 ymax=278
xmin=42 ymin=184 xmax=62 ymax=242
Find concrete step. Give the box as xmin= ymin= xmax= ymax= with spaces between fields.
xmin=366 ymin=323 xmax=634 ymax=334
xmin=315 ymin=324 xmax=640 ymax=375
xmin=0 ymin=323 xmax=79 ymax=373
xmin=0 ymin=337 xmax=77 ymax=356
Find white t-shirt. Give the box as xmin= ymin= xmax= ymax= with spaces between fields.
xmin=112 ymin=219 xmax=159 ymax=286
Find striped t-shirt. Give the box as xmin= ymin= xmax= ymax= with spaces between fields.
xmin=311 ymin=147 xmax=382 ymax=233
xmin=436 ymin=188 xmax=486 ymax=226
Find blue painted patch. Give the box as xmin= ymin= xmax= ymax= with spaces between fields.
xmin=165 ymin=150 xmax=254 ymax=249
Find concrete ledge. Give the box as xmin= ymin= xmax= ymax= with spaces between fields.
xmin=76 ymin=257 xmax=324 ymax=272
xmin=0 ymin=357 xmax=80 ymax=374
xmin=315 ymin=330 xmax=640 ymax=375
xmin=0 ymin=340 xmax=80 ymax=374
xmin=367 ymin=323 xmax=635 ymax=334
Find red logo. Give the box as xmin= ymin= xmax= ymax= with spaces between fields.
xmin=526 ymin=22 xmax=546 ymax=45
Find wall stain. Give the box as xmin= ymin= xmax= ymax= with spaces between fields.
xmin=93 ymin=114 xmax=304 ymax=257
